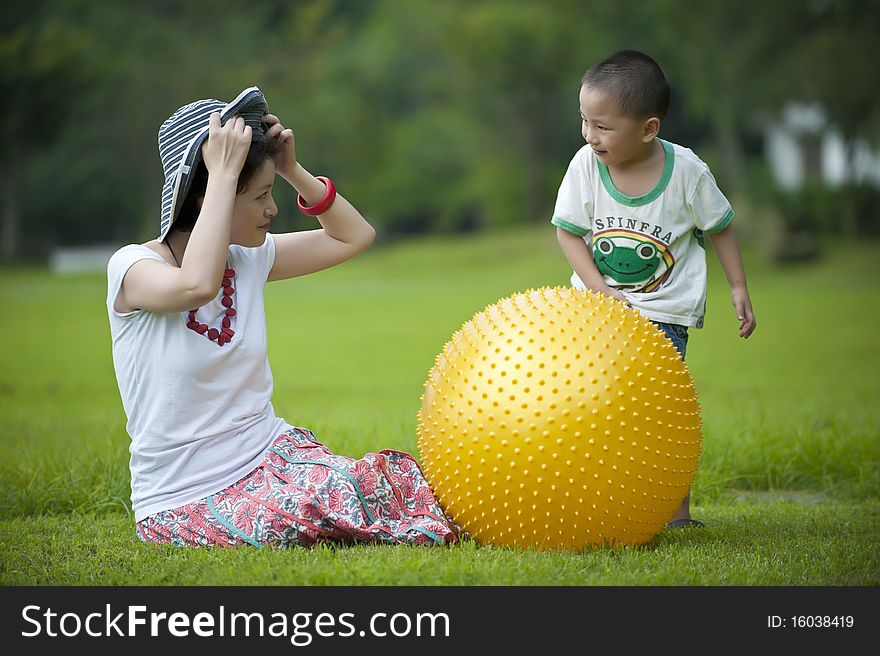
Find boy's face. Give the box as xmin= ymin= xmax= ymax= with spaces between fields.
xmin=578 ymin=85 xmax=652 ymax=167
xmin=230 ymin=158 xmax=277 ymax=248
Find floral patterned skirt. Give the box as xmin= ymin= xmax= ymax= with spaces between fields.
xmin=136 ymin=427 xmax=457 ymax=548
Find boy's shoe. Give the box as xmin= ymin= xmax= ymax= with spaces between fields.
xmin=450 ymin=522 xmax=472 ymax=542
xmin=665 ymin=518 xmax=705 ymax=529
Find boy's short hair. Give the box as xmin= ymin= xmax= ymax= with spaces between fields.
xmin=581 ymin=50 xmax=670 ymax=121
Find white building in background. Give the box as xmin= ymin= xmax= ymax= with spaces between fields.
xmin=765 ymin=103 xmax=880 ymax=191
xmin=50 ymin=244 xmax=119 ymax=274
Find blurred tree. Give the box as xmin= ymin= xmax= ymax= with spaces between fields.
xmin=451 ymin=0 xmax=608 ymax=226
xmin=0 ymin=0 xmax=98 ymax=258
xmin=779 ymin=0 xmax=880 ymax=237
xmin=642 ymin=0 xmax=878 ymax=232
xmin=4 ymin=0 xmax=877 ymax=258
xmin=14 ymin=0 xmax=273 ymax=256
xmin=781 ymin=0 xmax=880 ymax=145
xmin=286 ymin=0 xmax=479 ymax=234
xmin=641 ymin=0 xmax=799 ymax=195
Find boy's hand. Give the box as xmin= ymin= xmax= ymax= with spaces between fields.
xmin=608 ymin=287 xmax=631 ymax=307
xmin=731 ymin=286 xmax=756 ymax=338
xmin=262 ymin=114 xmax=297 ymax=179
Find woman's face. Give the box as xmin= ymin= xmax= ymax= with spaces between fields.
xmin=229 ymin=158 xmax=277 ymax=247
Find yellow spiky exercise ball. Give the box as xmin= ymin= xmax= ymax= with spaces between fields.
xmin=417 ymin=287 xmax=702 ymax=550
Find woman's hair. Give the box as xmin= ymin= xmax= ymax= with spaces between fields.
xmin=581 ymin=50 xmax=670 ymax=121
xmin=173 ymin=136 xmax=282 ymax=233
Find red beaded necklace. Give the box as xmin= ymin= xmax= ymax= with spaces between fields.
xmin=168 ymin=240 xmax=236 ymax=347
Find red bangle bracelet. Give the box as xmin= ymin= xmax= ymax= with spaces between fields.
xmin=297 ymin=176 xmax=337 ymax=216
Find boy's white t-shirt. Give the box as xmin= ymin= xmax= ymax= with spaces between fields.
xmin=106 ymin=234 xmax=287 ymax=521
xmin=551 ymin=139 xmax=733 ymax=328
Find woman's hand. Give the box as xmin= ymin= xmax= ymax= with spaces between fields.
xmin=201 ymin=112 xmax=252 ymax=177
xmin=262 ymin=113 xmax=297 ymax=179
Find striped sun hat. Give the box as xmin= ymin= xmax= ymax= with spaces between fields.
xmin=157 ymin=86 xmax=268 ymax=242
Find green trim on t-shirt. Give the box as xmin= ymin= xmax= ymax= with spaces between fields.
xmin=551 ymin=216 xmax=589 ymax=237
xmin=596 ymin=138 xmax=675 ymax=207
xmin=706 ymin=207 xmax=735 ymax=234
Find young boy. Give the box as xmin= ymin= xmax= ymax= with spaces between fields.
xmin=551 ymin=50 xmax=756 ymax=528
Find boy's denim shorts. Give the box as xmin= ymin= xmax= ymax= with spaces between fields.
xmin=652 ymin=321 xmax=688 ymax=360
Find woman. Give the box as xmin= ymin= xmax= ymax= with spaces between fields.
xmin=107 ymin=87 xmax=456 ymax=547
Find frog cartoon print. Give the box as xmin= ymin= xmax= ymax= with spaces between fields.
xmin=592 ymin=229 xmax=674 ymax=292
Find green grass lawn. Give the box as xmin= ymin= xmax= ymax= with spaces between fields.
xmin=1 ymin=225 xmax=878 ymax=585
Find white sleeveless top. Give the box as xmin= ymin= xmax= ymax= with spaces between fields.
xmin=106 ymin=234 xmax=287 ymax=521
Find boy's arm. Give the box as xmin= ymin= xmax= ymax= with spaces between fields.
xmin=707 ymin=226 xmax=756 ymax=338
xmin=556 ymin=228 xmax=626 ymax=302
